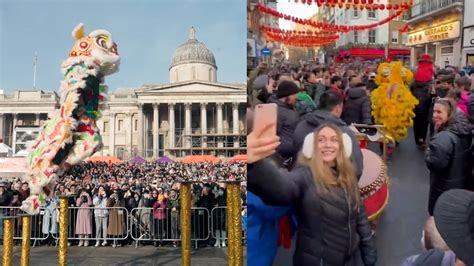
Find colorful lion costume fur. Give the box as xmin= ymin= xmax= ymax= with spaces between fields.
xmin=370 ymin=61 xmax=418 ymax=141
xmin=20 ymin=23 xmax=120 ymax=214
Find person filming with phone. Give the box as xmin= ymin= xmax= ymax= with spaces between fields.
xmin=247 ymin=122 xmax=377 ymax=266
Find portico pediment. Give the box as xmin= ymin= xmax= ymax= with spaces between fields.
xmin=136 ymin=81 xmax=245 ymax=95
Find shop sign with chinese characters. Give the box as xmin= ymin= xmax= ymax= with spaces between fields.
xmin=407 ymin=21 xmax=460 ymax=46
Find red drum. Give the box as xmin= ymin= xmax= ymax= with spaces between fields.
xmin=358 ymin=149 xmax=389 ymax=222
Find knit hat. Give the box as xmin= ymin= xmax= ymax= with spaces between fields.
xmin=276 ymin=80 xmax=299 ymax=98
xmin=434 ymin=189 xmax=474 ymax=265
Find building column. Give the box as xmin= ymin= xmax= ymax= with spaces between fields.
xmin=0 ymin=114 xmax=3 ymax=142
xmin=232 ymin=102 xmax=239 ymax=148
xmin=13 ymin=113 xmax=18 ymax=129
xmin=125 ymin=112 xmax=132 ymax=158
xmin=185 ymin=103 xmax=191 ymax=148
xmin=138 ymin=103 xmax=144 ymax=156
xmin=109 ymin=112 xmax=116 ymax=156
xmin=200 ymin=102 xmax=207 ymax=148
xmin=169 ymin=103 xmax=175 ymax=149
xmin=217 ymin=102 xmax=223 ymax=148
xmin=35 ymin=113 xmax=40 ymax=125
xmin=153 ymin=103 xmax=160 ymax=158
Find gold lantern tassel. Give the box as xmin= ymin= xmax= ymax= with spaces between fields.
xmin=2 ymin=217 xmax=15 ymax=266
xmin=180 ymin=182 xmax=191 ymax=266
xmin=58 ymin=196 xmax=69 ymax=266
xmin=226 ymin=182 xmax=243 ymax=266
xmin=20 ymin=214 xmax=32 ymax=266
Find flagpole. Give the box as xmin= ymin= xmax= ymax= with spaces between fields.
xmin=33 ymin=52 xmax=38 ymax=91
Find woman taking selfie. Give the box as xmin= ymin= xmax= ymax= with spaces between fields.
xmin=248 ymin=123 xmax=377 ymax=266
xmin=425 ymin=98 xmax=472 ymax=216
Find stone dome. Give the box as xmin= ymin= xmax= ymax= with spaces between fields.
xmin=170 ymin=28 xmax=217 ymax=70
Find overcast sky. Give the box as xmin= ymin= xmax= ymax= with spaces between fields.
xmin=277 ymin=1 xmax=318 ymax=30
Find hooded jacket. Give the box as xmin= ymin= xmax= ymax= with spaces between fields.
xmin=248 ymin=159 xmax=377 ymax=266
xmin=425 ymin=111 xmax=472 ymax=215
xmin=293 ymin=110 xmax=363 ymax=179
xmin=267 ymin=94 xmax=301 ymax=159
xmin=342 ymin=85 xmax=372 ymax=125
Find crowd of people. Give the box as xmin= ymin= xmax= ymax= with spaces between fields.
xmin=246 ymin=56 xmax=474 ymax=266
xmin=0 ymin=160 xmax=247 ymax=248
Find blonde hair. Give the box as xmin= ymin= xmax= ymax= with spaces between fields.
xmin=299 ymin=124 xmax=360 ymax=209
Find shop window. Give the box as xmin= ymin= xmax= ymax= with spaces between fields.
xmin=368 ymin=29 xmax=376 ymax=44
xmin=354 ymin=31 xmax=359 ymax=43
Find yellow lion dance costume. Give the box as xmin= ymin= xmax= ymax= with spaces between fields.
xmin=371 ymin=61 xmax=418 ymax=141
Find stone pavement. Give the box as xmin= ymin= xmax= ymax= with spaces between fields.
xmin=0 ymin=245 xmax=245 ymax=266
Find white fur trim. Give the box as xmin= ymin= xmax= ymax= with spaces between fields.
xmin=342 ymin=133 xmax=352 ymax=158
xmin=302 ymin=133 xmax=314 ymax=159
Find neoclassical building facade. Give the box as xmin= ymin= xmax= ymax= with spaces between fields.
xmin=0 ymin=28 xmax=246 ymax=159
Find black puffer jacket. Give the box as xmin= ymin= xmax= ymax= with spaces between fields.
xmin=425 ymin=111 xmax=472 ymax=215
xmin=248 ymin=159 xmax=377 ymax=266
xmin=267 ymin=94 xmax=301 ymax=159
xmin=342 ymin=85 xmax=372 ymax=125
xmin=293 ymin=110 xmax=364 ymax=179
xmin=410 ymin=81 xmax=432 ymax=115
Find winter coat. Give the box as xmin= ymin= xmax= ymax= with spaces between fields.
xmin=166 ymin=195 xmax=180 ymax=219
xmin=93 ymin=195 xmax=108 ymax=217
xmin=267 ymin=94 xmax=301 ymax=159
xmin=293 ymin=110 xmax=364 ymax=179
xmin=248 ymin=159 xmax=377 ymax=266
xmin=42 ymin=198 xmax=58 ymax=235
xmin=247 ymin=191 xmax=290 ymax=266
xmin=410 ymin=81 xmax=432 ymax=115
xmin=304 ymin=82 xmax=326 ymax=106
xmin=196 ymin=192 xmax=215 ymax=212
xmin=75 ymin=193 xmax=92 ymax=235
xmin=212 ymin=189 xmax=227 ymax=230
xmin=402 ymin=249 xmax=456 ymax=266
xmin=153 ymin=200 xmax=167 ymax=220
xmin=0 ymin=191 xmax=12 ymax=207
xmin=107 ymin=197 xmax=125 ymax=236
xmin=457 ymin=90 xmax=469 ymax=115
xmin=342 ymin=86 xmax=372 ymax=125
xmin=295 ymin=92 xmax=317 ymax=117
xmin=425 ymin=111 xmax=472 ymax=215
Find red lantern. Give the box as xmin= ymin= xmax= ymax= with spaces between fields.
xmin=338 ymin=2 xmax=343 ymax=8
xmin=366 ymin=4 xmax=371 ymax=9
xmin=354 ymin=0 xmax=359 ymax=3
xmin=393 ymin=4 xmax=399 ymax=10
xmin=368 ymin=0 xmax=373 ymax=3
xmin=301 ymin=0 xmax=306 ymax=4
xmin=307 ymin=0 xmax=312 ymax=5
xmin=346 ymin=3 xmax=351 ymax=9
xmin=360 ymin=4 xmax=364 ymax=10
xmin=373 ymin=3 xmax=378 ymax=10
xmin=386 ymin=4 xmax=392 ymax=10
xmin=379 ymin=3 xmax=385 ymax=10
xmin=353 ymin=3 xmax=358 ymax=9
xmin=361 ymin=0 xmax=366 ymax=3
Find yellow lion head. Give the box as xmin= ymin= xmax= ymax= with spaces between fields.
xmin=375 ymin=61 xmax=413 ymax=86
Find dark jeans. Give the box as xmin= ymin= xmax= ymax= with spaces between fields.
xmin=413 ymin=112 xmax=429 ymax=144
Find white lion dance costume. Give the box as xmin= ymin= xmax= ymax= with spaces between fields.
xmin=21 ymin=23 xmax=120 ymax=214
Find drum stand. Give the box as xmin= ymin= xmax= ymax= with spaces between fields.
xmin=351 ymin=124 xmax=395 ymax=164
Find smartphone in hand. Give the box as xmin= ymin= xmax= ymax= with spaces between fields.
xmin=253 ymin=103 xmax=277 ymax=139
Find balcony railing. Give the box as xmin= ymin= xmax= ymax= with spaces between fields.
xmin=409 ymin=0 xmax=462 ymax=20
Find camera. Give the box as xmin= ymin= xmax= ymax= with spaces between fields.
xmin=82 ymin=195 xmax=88 ymax=203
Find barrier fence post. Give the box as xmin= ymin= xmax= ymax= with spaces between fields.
xmin=226 ymin=181 xmax=243 ymax=266
xmin=20 ymin=214 xmax=32 ymax=266
xmin=58 ymin=196 xmax=70 ymax=266
xmin=180 ymin=182 xmax=191 ymax=266
xmin=2 ymin=216 xmax=15 ymax=266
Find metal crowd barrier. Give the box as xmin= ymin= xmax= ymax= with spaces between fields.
xmin=50 ymin=207 xmax=129 ymax=245
xmin=0 ymin=207 xmax=49 ymax=246
xmin=0 ymin=205 xmax=247 ymax=247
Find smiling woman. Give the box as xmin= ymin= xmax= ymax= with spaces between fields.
xmin=247 ymin=123 xmax=377 ymax=266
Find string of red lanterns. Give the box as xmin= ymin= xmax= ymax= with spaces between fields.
xmin=265 ymin=32 xmax=337 ymax=47
xmin=260 ymin=25 xmax=340 ymax=39
xmin=256 ymin=4 xmax=408 ymax=32
xmin=287 ymin=0 xmax=414 ymax=10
